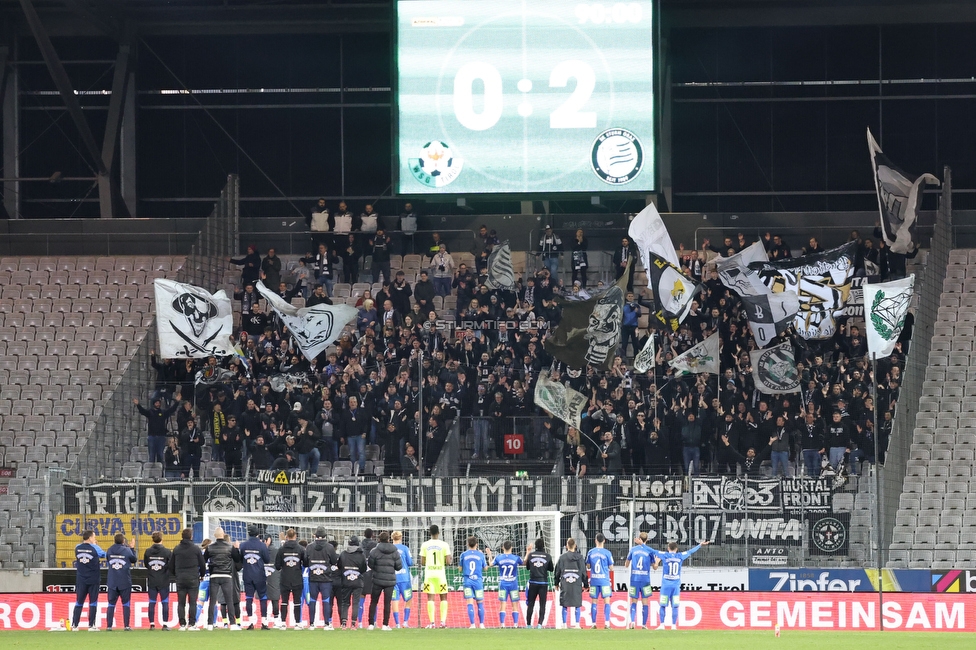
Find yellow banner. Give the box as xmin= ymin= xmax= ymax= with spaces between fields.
xmin=55 ymin=514 xmax=185 ymax=568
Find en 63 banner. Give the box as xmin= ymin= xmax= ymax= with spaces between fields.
xmin=55 ymin=514 xmax=185 ymax=568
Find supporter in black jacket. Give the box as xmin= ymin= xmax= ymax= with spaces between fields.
xmin=337 ymin=536 xmax=368 ymax=629
xmin=221 ymin=415 xmax=244 ymax=478
xmin=144 ymin=533 xmax=173 ymax=629
xmin=366 ymin=532 xmax=402 ymax=629
xmin=203 ymin=531 xmax=243 ymax=629
xmin=169 ymin=529 xmax=205 ymax=628
xmin=306 ymin=528 xmax=339 ymax=629
xmin=799 ymin=412 xmax=826 ymax=477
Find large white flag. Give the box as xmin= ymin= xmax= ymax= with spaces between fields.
xmin=715 ymin=240 xmax=770 ymax=297
xmin=669 ymin=332 xmax=720 ymax=376
xmin=255 ymin=281 xmax=357 ymax=362
xmin=628 ymin=203 xmax=680 ymax=271
xmin=534 ymin=370 xmax=588 ymax=431
xmin=863 ymin=275 xmax=914 ymax=359
xmin=154 ymin=279 xmax=234 ymax=359
xmin=868 ymin=128 xmax=939 ymax=255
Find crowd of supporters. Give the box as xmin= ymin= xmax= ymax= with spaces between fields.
xmin=143 ymin=207 xmax=909 ymax=482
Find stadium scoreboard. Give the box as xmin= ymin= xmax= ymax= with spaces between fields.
xmin=395 ymin=0 xmax=656 ymax=195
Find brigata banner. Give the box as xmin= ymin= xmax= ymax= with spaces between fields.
xmin=0 ymin=592 xmax=971 ymax=630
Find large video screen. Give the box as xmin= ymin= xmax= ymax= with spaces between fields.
xmin=396 ymin=1 xmax=655 ymax=195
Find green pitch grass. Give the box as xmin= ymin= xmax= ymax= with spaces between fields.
xmin=1 ymin=629 xmax=974 ymax=648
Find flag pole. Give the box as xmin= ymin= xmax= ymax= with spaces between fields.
xmin=872 ymin=351 xmax=884 ymax=631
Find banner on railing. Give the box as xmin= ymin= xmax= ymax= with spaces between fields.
xmin=54 ymin=514 xmax=185 ymax=569
xmin=63 ymin=475 xmax=845 ymax=560
xmin=0 ymin=592 xmax=971 ymax=630
xmin=749 ymin=568 xmax=932 ymax=593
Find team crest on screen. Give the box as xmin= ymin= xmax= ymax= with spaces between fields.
xmin=409 ymin=140 xmax=463 ymax=187
xmin=591 ymin=128 xmax=643 ymax=184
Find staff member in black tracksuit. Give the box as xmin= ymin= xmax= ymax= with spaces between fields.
xmin=169 ymin=528 xmax=205 ymax=629
xmin=144 ymin=532 xmax=173 ymax=629
xmin=240 ymin=526 xmax=272 ymax=629
xmin=306 ymin=527 xmax=339 ymax=629
xmin=71 ymin=529 xmax=105 ymax=630
xmin=523 ymin=537 xmax=554 ymax=629
xmin=366 ymin=531 xmax=402 ymax=629
xmin=204 ymin=528 xmax=243 ymax=630
xmin=337 ymin=535 xmax=367 ymax=629
xmin=275 ymin=528 xmax=306 ymax=628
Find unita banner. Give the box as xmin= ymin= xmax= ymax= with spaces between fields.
xmin=0 ymin=592 xmax=972 ymax=631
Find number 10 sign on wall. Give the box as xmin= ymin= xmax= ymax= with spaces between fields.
xmin=396 ymin=0 xmax=656 ymax=194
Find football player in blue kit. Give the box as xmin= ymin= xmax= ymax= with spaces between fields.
xmin=585 ymin=533 xmax=614 ymax=629
xmin=652 ymin=540 xmax=709 ymax=630
xmin=459 ymin=536 xmax=488 ymax=628
xmin=624 ymin=532 xmax=654 ymax=629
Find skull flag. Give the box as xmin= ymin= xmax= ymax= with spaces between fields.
xmin=154 ymin=279 xmax=234 ymax=359
xmin=544 ymin=260 xmax=630 ymax=370
xmin=255 ymin=281 xmax=358 ymax=362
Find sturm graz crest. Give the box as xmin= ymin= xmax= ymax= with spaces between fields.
xmin=757 ymin=345 xmax=799 ymax=392
xmin=811 ymin=516 xmax=847 ymax=553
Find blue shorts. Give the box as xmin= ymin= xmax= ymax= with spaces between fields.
xmin=589 ymin=584 xmax=612 ymax=599
xmin=463 ymin=583 xmax=485 ymax=601
xmin=628 ymin=584 xmax=652 ymax=599
xmin=498 ymin=586 xmax=520 ymax=602
xmin=393 ymin=582 xmax=413 ymax=602
xmin=659 ymin=581 xmax=680 ymax=606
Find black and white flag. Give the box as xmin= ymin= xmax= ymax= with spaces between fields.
xmin=195 ymin=366 xmax=237 ymax=386
xmin=740 ymin=292 xmax=800 ymax=348
xmin=863 ymin=275 xmax=914 ymax=359
xmin=255 ymin=281 xmax=357 ymax=362
xmin=867 ymin=127 xmax=939 ymax=255
xmin=484 ymin=240 xmax=515 ymax=290
xmin=633 ymin=334 xmax=656 ymax=373
xmin=154 ymin=279 xmax=234 ymax=359
xmin=669 ymin=332 xmax=720 ymax=376
xmin=534 ymin=370 xmax=588 ymax=431
xmin=749 ymin=242 xmax=855 ymax=340
xmin=716 ymin=240 xmax=769 ymax=297
xmin=545 ymin=261 xmax=630 ymax=370
xmin=750 ymin=342 xmax=801 ymax=394
xmin=646 ymin=252 xmax=701 ymax=331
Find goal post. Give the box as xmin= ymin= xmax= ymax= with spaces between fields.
xmin=202 ymin=510 xmax=561 ymax=564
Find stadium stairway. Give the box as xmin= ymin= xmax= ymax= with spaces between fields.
xmin=0 ymin=256 xmax=185 ymax=569
xmin=888 ymin=248 xmax=976 ymax=569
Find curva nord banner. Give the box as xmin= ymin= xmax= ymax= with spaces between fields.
xmin=0 ymin=592 xmax=972 ymax=631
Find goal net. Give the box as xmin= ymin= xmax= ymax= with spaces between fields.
xmin=203 ymin=510 xmax=562 ymax=628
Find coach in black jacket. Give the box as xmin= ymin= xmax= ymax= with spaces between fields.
xmin=203 ymin=528 xmax=243 ymax=629
xmin=366 ymin=531 xmax=402 ymax=628
xmin=169 ymin=528 xmax=205 ymax=628
xmin=306 ymin=527 xmax=339 ymax=629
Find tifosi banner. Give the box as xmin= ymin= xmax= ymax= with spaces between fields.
xmin=0 ymin=592 xmax=971 ymax=630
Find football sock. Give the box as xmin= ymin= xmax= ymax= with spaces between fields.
xmin=440 ymin=600 xmax=448 ymax=624
xmin=467 ymin=604 xmax=475 ymax=625
xmin=660 ymin=605 xmax=667 ymax=625
xmin=404 ymin=607 xmax=411 ymax=624
xmin=393 ymin=612 xmax=400 ymax=626
xmin=477 ymin=602 xmax=485 ymax=624
xmin=630 ymin=603 xmax=636 ymax=626
xmin=513 ymin=611 xmax=520 ymax=626
xmin=500 ymin=610 xmax=506 ymax=626
xmin=427 ymin=600 xmax=435 ymax=625
xmin=604 ymin=603 xmax=610 ymax=625
xmin=591 ymin=603 xmax=597 ymax=624
xmin=671 ymin=606 xmax=679 ymax=625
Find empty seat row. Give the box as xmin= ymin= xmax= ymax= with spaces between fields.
xmin=1 ymin=285 xmax=155 ymax=301
xmin=0 ymin=298 xmax=153 ymax=314
xmin=0 ymin=256 xmax=184 ymax=273
xmin=0 ymin=313 xmax=154 ymax=329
